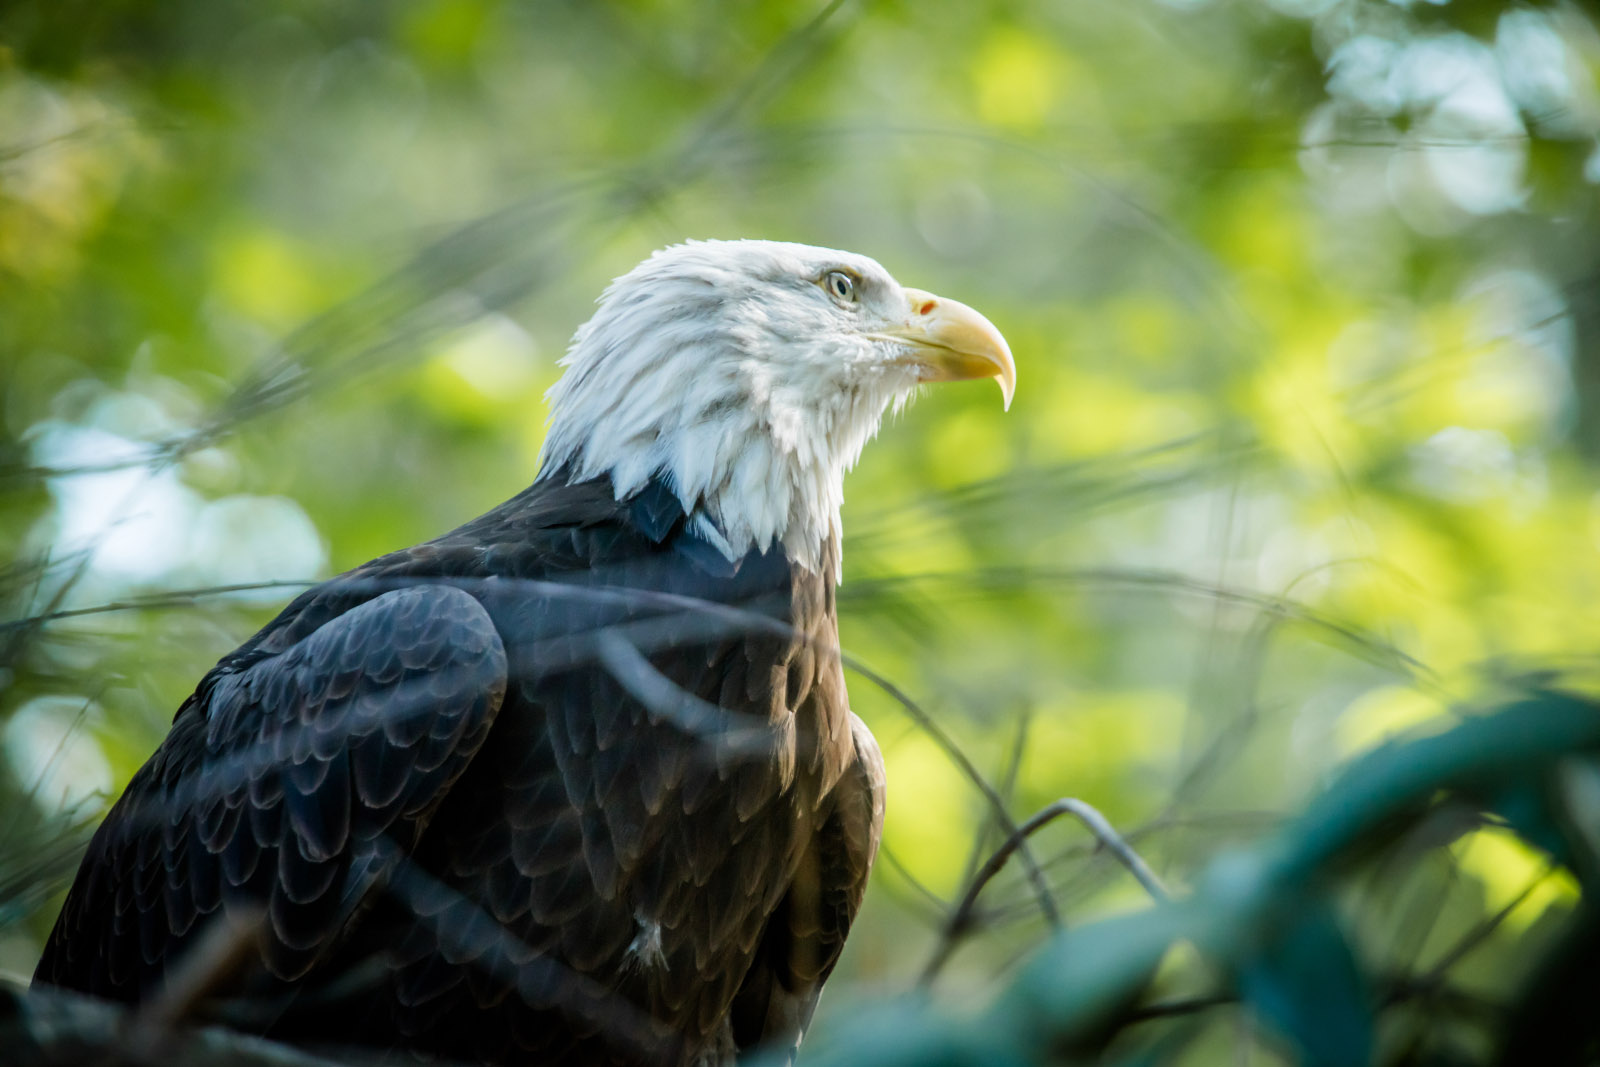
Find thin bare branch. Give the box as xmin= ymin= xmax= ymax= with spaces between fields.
xmin=920 ymin=797 xmax=1168 ymax=984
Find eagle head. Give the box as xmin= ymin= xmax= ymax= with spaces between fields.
xmin=539 ymin=239 xmax=1015 ymax=576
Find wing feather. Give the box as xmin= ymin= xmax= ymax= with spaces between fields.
xmin=729 ymin=711 xmax=885 ymax=1060
xmin=34 ymin=583 xmax=507 ymax=998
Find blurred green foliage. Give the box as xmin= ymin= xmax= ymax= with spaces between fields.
xmin=4 ymin=0 xmax=1600 ymax=1063
xmin=796 ymin=692 xmax=1600 ymax=1066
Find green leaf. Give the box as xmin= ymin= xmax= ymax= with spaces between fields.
xmin=1237 ymin=899 xmax=1373 ymax=1067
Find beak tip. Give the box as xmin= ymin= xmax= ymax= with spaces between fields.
xmin=895 ymin=289 xmax=1017 ymax=411
xmin=995 ymin=343 xmax=1017 ymax=412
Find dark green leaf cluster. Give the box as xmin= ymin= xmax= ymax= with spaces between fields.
xmin=798 ymin=692 xmax=1600 ymax=1066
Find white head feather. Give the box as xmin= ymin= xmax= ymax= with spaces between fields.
xmin=539 ymin=240 xmax=942 ymax=577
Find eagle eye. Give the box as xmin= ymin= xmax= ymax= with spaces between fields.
xmin=822 ymin=270 xmax=858 ymax=304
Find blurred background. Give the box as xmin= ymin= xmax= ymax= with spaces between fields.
xmin=4 ymin=0 xmax=1600 ymax=1062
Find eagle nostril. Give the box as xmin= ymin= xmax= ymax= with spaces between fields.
xmin=916 ymin=298 xmax=937 ymax=316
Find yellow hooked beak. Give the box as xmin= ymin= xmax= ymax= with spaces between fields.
xmin=880 ymin=288 xmax=1016 ymax=410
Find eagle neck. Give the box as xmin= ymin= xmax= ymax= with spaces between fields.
xmin=541 ymin=429 xmax=852 ymax=583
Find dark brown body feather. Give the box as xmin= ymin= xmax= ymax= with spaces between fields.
xmin=34 ymin=475 xmax=884 ymax=1066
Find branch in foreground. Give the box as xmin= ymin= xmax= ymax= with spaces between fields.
xmin=921 ymin=796 xmax=1169 ymax=984
xmin=791 ymin=692 xmax=1600 ymax=1067
xmin=3 ymin=979 xmax=354 ymax=1067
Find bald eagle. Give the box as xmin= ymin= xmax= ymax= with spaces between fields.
xmin=33 ymin=240 xmax=1015 ymax=1065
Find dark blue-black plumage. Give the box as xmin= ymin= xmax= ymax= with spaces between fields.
xmin=35 ymin=474 xmax=883 ymax=1066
